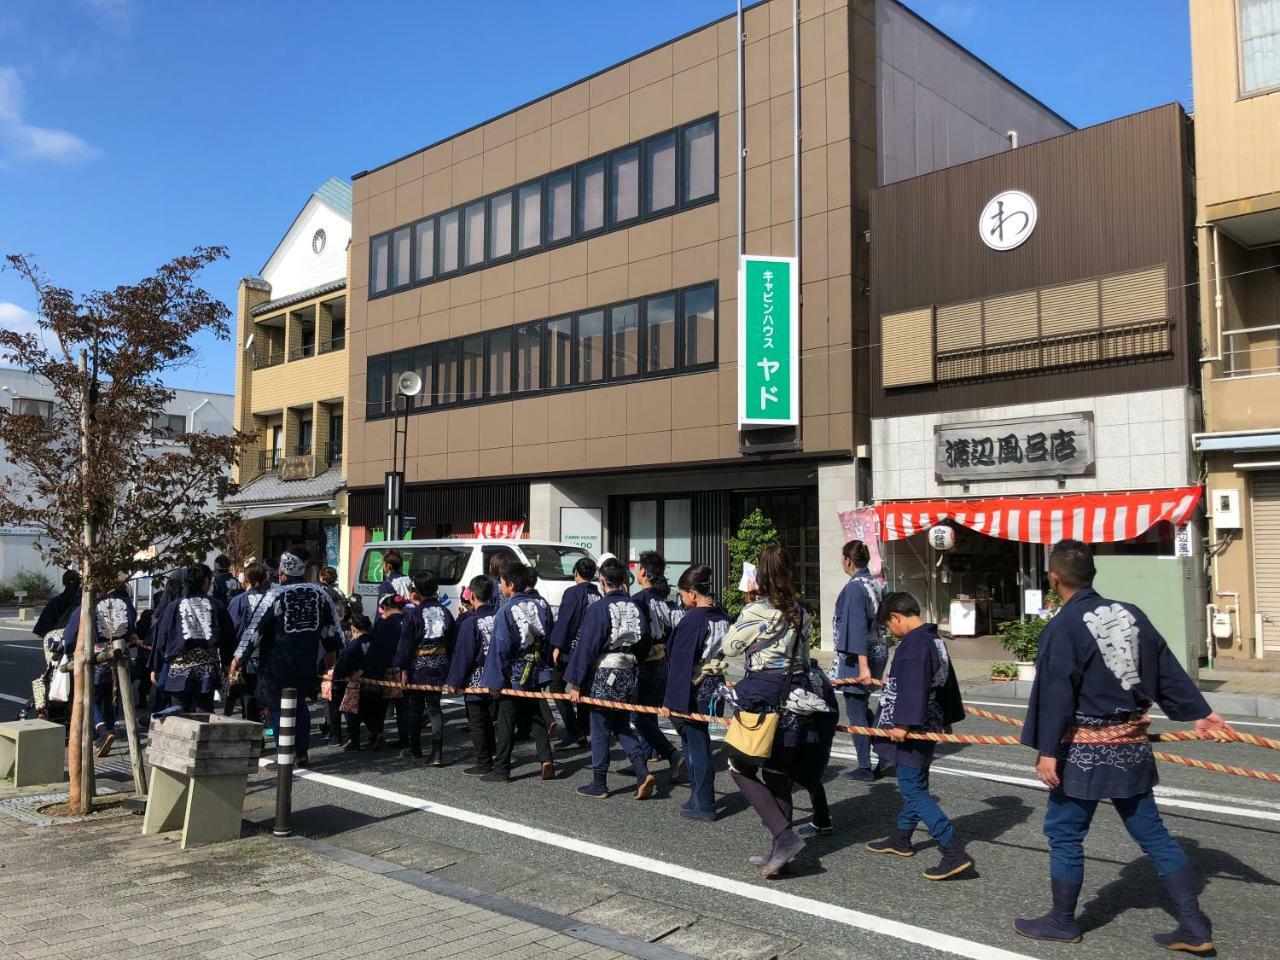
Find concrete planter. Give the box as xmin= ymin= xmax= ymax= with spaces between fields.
xmin=1016 ymin=662 xmax=1037 ymax=683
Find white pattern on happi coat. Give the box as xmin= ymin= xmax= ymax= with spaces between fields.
xmin=606 ymin=600 xmax=643 ymax=651
xmin=509 ymin=599 xmax=545 ymax=652
xmin=1083 ymin=602 xmax=1142 ymax=690
xmin=392 ymin=574 xmax=415 ymax=597
xmin=701 ymin=619 xmax=729 ymax=661
xmin=96 ymin=597 xmax=130 ymax=639
xmin=178 ymin=597 xmax=213 ymax=642
xmin=421 ymin=605 xmax=447 ymax=640
xmin=646 ymin=597 xmax=672 ymax=640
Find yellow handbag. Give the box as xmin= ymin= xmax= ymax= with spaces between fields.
xmin=724 ymin=709 xmax=780 ymax=761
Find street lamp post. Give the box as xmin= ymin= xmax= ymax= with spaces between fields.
xmin=384 ymin=371 xmax=423 ymax=542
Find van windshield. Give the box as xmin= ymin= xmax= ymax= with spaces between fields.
xmin=520 ymin=544 xmax=592 ymax=582
xmin=359 ymin=546 xmax=472 ymax=586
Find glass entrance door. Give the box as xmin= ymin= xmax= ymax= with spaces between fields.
xmin=626 ymin=496 xmax=692 ymax=591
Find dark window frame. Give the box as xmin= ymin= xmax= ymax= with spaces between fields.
xmin=680 ymin=117 xmax=718 ymax=206
xmin=367 ymin=116 xmax=718 ymax=299
xmin=487 ymin=190 xmax=516 ymax=263
xmin=575 ymin=157 xmax=608 ymax=238
xmin=609 ymin=143 xmax=642 ymax=228
xmin=365 ymin=281 xmax=718 ymax=419
xmin=413 ymin=217 xmax=436 ymax=284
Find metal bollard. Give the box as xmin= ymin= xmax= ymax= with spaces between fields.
xmin=274 ymin=687 xmax=296 ymax=837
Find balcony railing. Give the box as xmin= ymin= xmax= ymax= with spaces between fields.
xmin=320 ymin=335 xmax=346 ymax=354
xmin=288 ymin=342 xmax=316 ymax=362
xmin=295 ymin=442 xmax=313 ymax=456
xmin=325 ymin=439 xmax=343 ymax=464
xmin=254 ymin=349 xmax=285 ymax=370
xmin=259 ymin=450 xmax=281 ymax=472
xmin=1223 ymin=323 xmax=1280 ymax=378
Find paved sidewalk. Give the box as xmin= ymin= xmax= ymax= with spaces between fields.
xmin=0 ymin=788 xmax=678 ymax=960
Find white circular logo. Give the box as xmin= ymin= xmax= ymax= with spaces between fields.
xmin=979 ymin=190 xmax=1037 ymax=251
xmin=312 ymin=228 xmax=327 ymax=255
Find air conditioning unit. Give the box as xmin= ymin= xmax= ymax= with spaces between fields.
xmin=1210 ymin=489 xmax=1241 ymax=530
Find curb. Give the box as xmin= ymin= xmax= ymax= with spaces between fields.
xmin=964 ymin=681 xmax=1280 ymax=719
xmin=280 ymin=834 xmax=702 ymax=960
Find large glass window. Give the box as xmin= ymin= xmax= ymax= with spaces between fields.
xmin=548 ymin=170 xmax=573 ymax=243
xmin=463 ymin=201 xmax=486 ymax=268
xmin=576 ymin=310 xmax=605 ymax=384
xmin=435 ymin=341 xmax=459 ymax=406
xmin=517 ymin=181 xmax=542 ymax=252
xmin=388 ymin=350 xmax=413 ymax=410
xmin=515 ymin=323 xmax=542 ymax=393
xmin=610 ymin=302 xmax=640 ymax=379
xmin=487 ymin=329 xmax=513 ymax=398
xmin=628 ymin=500 xmax=658 ymax=560
xmin=547 ymin=317 xmax=573 ymax=389
xmin=411 ymin=344 xmax=434 ymax=409
xmin=438 ymin=210 xmax=460 ymax=274
xmin=662 ymin=498 xmax=692 ymax=567
xmin=414 ymin=219 xmax=435 ymax=282
xmin=682 ymin=284 xmax=716 ymax=368
xmin=610 ymin=146 xmax=640 ymax=225
xmin=682 ymin=119 xmax=716 ymax=204
xmin=645 ymin=293 xmax=676 ymax=374
xmin=461 ymin=335 xmax=485 ymax=402
xmin=645 ymin=132 xmax=677 ymax=215
xmin=1240 ymin=0 xmax=1280 ymax=94
xmin=392 ymin=226 xmax=412 ymax=288
xmin=577 ymin=159 xmax=606 ymax=234
xmin=366 ymin=356 xmax=389 ymax=416
xmin=489 ymin=191 xmax=513 ymax=260
xmin=370 ymin=235 xmax=390 ymax=295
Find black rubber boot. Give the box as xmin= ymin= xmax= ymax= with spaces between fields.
xmin=1014 ymin=880 xmax=1083 ymax=943
xmin=866 ymin=828 xmax=915 ymax=857
xmin=923 ymin=841 xmax=974 ymax=880
xmin=1152 ymin=868 xmax=1213 ymax=954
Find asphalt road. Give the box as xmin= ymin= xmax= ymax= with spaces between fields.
xmin=0 ymin=625 xmax=43 ymax=719
xmin=10 ymin=620 xmax=1278 ymax=960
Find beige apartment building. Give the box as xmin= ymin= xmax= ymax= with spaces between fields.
xmin=1191 ymin=0 xmax=1280 ymax=660
xmin=227 ymin=178 xmax=353 ymax=585
xmin=345 ymin=0 xmax=1068 ymax=634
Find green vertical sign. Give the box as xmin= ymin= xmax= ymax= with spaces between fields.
xmin=738 ymin=255 xmax=799 ymax=427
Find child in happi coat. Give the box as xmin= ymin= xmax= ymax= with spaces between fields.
xmin=1014 ymin=541 xmax=1231 ymax=953
xmin=60 ymin=580 xmax=135 ymax=757
xmin=661 ymin=564 xmax=729 ymax=820
xmin=396 ymin=572 xmax=456 ymax=766
xmin=565 ymin=556 xmax=654 ymax=800
xmin=865 ymin=591 xmax=970 ymax=881
xmin=445 ymin=576 xmax=500 ymax=776
xmin=332 ymin=614 xmax=375 ymax=749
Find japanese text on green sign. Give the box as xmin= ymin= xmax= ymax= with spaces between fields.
xmin=738 ymin=255 xmax=798 ymax=427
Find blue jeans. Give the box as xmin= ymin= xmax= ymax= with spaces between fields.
xmin=1044 ymin=788 xmax=1189 ymax=885
xmin=680 ymin=721 xmax=715 ymax=814
xmin=272 ymin=698 xmax=312 ymax=758
xmin=590 ymin=708 xmax=647 ymax=778
xmin=896 ymin=763 xmax=955 ymax=847
xmin=838 ymin=644 xmax=887 ymax=770
xmin=92 ymin=681 xmax=116 ymax=731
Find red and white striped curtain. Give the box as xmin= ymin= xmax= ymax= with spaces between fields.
xmin=473 ymin=521 xmax=526 ymax=540
xmin=875 ymin=486 xmax=1202 ymax=545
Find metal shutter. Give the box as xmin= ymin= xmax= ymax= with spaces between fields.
xmin=881 ymin=308 xmax=935 ymax=387
xmin=1101 ymin=266 xmax=1167 ymax=327
xmin=936 ymin=300 xmax=982 ymax=352
xmin=982 ymin=291 xmax=1038 ymax=344
xmin=1253 ymin=473 xmax=1280 ymax=653
xmin=1040 ymin=279 xmax=1100 ymax=335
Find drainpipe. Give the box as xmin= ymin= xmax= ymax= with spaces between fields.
xmin=1213 ymin=225 xmax=1225 ymax=364
xmin=736 ymin=0 xmax=745 ymax=263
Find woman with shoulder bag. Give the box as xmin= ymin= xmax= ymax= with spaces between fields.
xmin=722 ymin=544 xmax=825 ymax=879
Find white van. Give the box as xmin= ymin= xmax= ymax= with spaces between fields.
xmin=353 ymin=539 xmax=595 ymax=614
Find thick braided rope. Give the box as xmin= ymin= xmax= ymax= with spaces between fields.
xmin=342 ymin=676 xmax=1280 ymax=778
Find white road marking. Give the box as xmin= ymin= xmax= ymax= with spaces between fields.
xmin=292 ymin=767 xmax=1040 ymax=960
xmin=961 ymin=698 xmax=1280 ymax=729
xmin=0 ymin=693 xmax=27 ymax=704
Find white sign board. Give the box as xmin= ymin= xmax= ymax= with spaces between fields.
xmin=979 ymin=190 xmax=1037 ymax=251
xmin=560 ymin=507 xmax=602 ymax=557
xmin=1174 ymin=523 xmax=1192 ymax=558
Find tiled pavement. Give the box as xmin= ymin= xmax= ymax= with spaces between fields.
xmin=0 ymin=795 xmax=667 ymax=960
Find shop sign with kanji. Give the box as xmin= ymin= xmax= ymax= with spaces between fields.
xmin=737 ymin=254 xmax=799 ymax=427
xmin=933 ymin=412 xmax=1095 ymax=482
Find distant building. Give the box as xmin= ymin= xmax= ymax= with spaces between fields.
xmin=1190 ymin=0 xmax=1280 ymax=660
xmin=0 ymin=365 xmax=233 ymax=584
xmin=227 ymin=177 xmax=352 ymax=586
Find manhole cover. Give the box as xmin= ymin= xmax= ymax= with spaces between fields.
xmin=0 ymin=788 xmax=130 ymax=827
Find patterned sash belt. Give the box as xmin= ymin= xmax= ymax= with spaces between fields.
xmin=1065 ymin=714 xmax=1151 ymax=745
xmin=415 ymin=645 xmax=446 ymax=657
xmin=169 ymin=646 xmax=218 ymax=670
xmin=645 ymin=643 xmax=667 ymax=663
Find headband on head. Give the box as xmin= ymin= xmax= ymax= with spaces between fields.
xmin=279 ymin=552 xmax=307 ymax=577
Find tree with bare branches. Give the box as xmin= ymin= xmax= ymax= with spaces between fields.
xmin=0 ymin=247 xmax=251 ymax=812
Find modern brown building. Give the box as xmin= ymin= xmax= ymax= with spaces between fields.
xmin=869 ymin=103 xmax=1206 ymax=669
xmin=345 ymin=0 xmax=1068 ymax=635
xmin=1190 ymin=0 xmax=1280 ymax=660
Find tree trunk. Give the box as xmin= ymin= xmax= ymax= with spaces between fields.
xmin=67 ymin=583 xmax=97 ymax=813
xmin=114 ymin=648 xmax=147 ymax=796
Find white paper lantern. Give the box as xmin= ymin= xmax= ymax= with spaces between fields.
xmin=927 ymin=525 xmax=956 ymax=552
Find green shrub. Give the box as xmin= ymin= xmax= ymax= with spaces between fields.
xmin=11 ymin=570 xmax=54 ymax=601
xmin=990 ymin=661 xmax=1019 ymax=679
xmin=723 ymin=508 xmax=780 ymax=621
xmin=0 ymin=583 xmax=14 ymax=607
xmin=997 ymin=615 xmax=1048 ymax=662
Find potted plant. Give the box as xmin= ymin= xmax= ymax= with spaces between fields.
xmin=989 ymin=661 xmax=1018 ymax=682
xmin=996 ymin=616 xmax=1048 ymax=682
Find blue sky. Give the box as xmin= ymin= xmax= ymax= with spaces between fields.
xmin=0 ymin=0 xmax=1193 ymax=393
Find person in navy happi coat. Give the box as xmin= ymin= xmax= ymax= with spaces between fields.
xmin=149 ymin=564 xmax=234 ymax=714
xmin=833 ymin=540 xmax=888 ymax=780
xmin=231 ymin=546 xmax=343 ymax=766
xmin=445 ymin=575 xmax=501 ymax=775
xmin=547 ymin=557 xmax=599 ymax=749
xmin=395 ymin=573 xmax=456 ymax=764
xmin=865 ymin=591 xmax=970 ymax=881
xmin=661 ymin=564 xmax=729 ymax=820
xmin=566 ymin=556 xmax=654 ymax=799
xmin=1014 ymin=541 xmax=1232 ymax=953
xmin=61 ymin=581 xmax=135 ymax=754
xmin=377 ymin=548 xmax=415 ymax=601
xmin=630 ymin=552 xmax=683 ymax=779
xmin=480 ymin=561 xmax=555 ymax=782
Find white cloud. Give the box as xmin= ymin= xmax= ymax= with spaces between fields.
xmin=0 ymin=66 xmax=100 ymax=164
xmin=0 ymin=302 xmax=40 ymax=336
